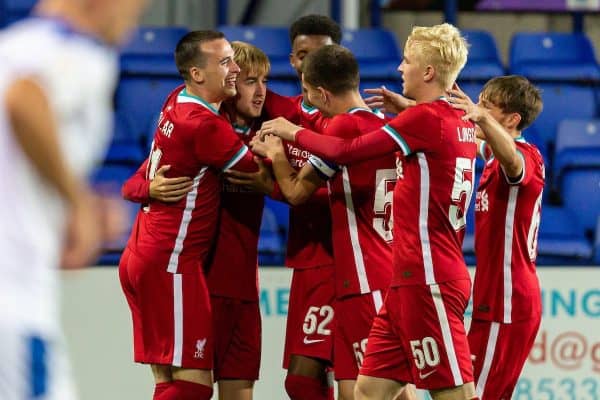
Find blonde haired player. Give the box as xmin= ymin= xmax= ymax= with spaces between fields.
xmin=257 ymin=23 xmax=479 ymax=400
xmin=0 ymin=0 xmax=147 ymax=399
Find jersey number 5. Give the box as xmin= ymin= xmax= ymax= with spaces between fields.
xmin=373 ymin=169 xmax=397 ymax=242
xmin=449 ymin=157 xmax=475 ymax=231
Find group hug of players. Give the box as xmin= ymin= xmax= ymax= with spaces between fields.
xmin=117 ymin=14 xmax=545 ymax=400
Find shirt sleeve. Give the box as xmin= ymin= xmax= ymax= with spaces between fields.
xmin=295 ymin=127 xmax=398 ymax=165
xmin=121 ymin=159 xmax=151 ymax=203
xmin=192 ymin=117 xmax=257 ymax=172
xmin=502 ymin=144 xmax=536 ymax=186
xmin=381 ymin=105 xmax=441 ymax=156
xmin=264 ymin=90 xmax=301 ymax=123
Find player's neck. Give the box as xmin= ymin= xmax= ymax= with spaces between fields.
xmin=185 ymin=84 xmax=223 ymax=111
xmin=509 ymin=129 xmax=521 ymax=139
xmin=413 ymin=84 xmax=446 ymax=104
xmin=332 ymin=90 xmax=368 ymax=116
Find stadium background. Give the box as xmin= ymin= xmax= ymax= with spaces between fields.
xmin=2 ymin=0 xmax=599 ymax=398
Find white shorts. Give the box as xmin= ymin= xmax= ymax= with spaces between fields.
xmin=0 ymin=324 xmax=77 ymax=400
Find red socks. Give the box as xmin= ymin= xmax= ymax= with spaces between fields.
xmin=285 ymin=374 xmax=333 ymax=400
xmin=155 ymin=380 xmax=213 ymax=400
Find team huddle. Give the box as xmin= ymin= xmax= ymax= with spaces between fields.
xmin=117 ymin=15 xmax=545 ymax=400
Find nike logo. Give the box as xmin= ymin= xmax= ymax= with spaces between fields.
xmin=303 ymin=337 xmax=325 ymax=345
xmin=418 ymin=369 xmax=436 ymax=379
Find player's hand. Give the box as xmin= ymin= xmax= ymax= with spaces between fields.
xmin=446 ymin=83 xmax=488 ymax=123
xmin=363 ymin=85 xmax=415 ymax=114
xmin=149 ymin=165 xmax=194 ymax=202
xmin=258 ymin=117 xmax=302 ymax=141
xmin=251 ymin=134 xmax=284 ymax=160
xmin=61 ymin=188 xmax=102 ymax=269
xmin=224 ymin=156 xmax=274 ymax=195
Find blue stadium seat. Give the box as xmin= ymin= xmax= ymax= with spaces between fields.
xmin=527 ymin=83 xmax=596 ymax=149
xmin=264 ymin=197 xmax=289 ymax=236
xmin=509 ymin=32 xmax=600 ymax=81
xmin=267 ymin=79 xmax=301 ymax=97
xmin=560 ymin=169 xmax=600 ymax=235
xmin=460 ymin=30 xmax=504 ymax=81
xmin=594 ymin=217 xmax=600 ymax=264
xmin=218 ymin=25 xmax=293 ymax=78
xmin=554 ymin=119 xmax=600 ymax=179
xmin=120 ymin=26 xmax=188 ymax=76
xmin=258 ymin=206 xmax=285 ymax=265
xmin=341 ymin=28 xmax=401 ymax=80
xmin=115 ymin=77 xmax=181 ymax=140
xmin=1 ymin=0 xmax=35 ymax=26
xmin=537 ymin=205 xmax=593 ymax=264
xmin=90 ymin=165 xmax=136 ymax=190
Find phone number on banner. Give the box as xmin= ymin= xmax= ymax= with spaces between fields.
xmin=514 ymin=377 xmax=600 ymax=400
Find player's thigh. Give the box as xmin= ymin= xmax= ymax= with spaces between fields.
xmin=134 ymin=257 xmax=214 ymax=368
xmin=284 ymin=266 xmax=335 ymax=369
xmin=338 ymin=379 xmax=357 ymax=400
xmin=354 ymin=375 xmax=406 ymax=400
xmin=358 ymin=297 xmax=413 ymax=384
xmin=469 ymin=318 xmax=540 ymax=399
xmin=429 ymin=382 xmax=475 ymax=400
xmin=172 ymin=367 xmax=213 ymax=387
xmin=392 ymin=282 xmax=473 ymax=390
xmin=213 ymin=298 xmax=261 ymax=381
xmin=334 ymin=290 xmax=385 ymax=381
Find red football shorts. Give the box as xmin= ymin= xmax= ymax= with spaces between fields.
xmin=468 ymin=317 xmax=541 ymax=399
xmin=359 ymin=280 xmax=474 ymax=390
xmin=119 ymin=247 xmax=213 ymax=369
xmin=334 ymin=289 xmax=385 ymax=380
xmin=211 ymin=295 xmax=261 ymax=381
xmin=283 ymin=264 xmax=335 ymax=368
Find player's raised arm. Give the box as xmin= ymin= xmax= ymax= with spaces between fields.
xmin=448 ymin=86 xmax=523 ymax=179
xmin=259 ymin=117 xmax=398 ymax=165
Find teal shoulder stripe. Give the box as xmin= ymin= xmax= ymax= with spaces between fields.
xmin=178 ymin=89 xmax=219 ymax=115
xmin=382 ymin=125 xmax=410 ymax=155
xmin=222 ymin=145 xmax=248 ymax=171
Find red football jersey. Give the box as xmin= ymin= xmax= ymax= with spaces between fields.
xmin=309 ymin=108 xmax=395 ymax=298
xmin=295 ymin=99 xmax=478 ymax=286
xmin=127 ymin=86 xmax=256 ymax=274
xmin=265 ymin=91 xmax=333 ymax=269
xmin=206 ymin=123 xmax=264 ymax=301
xmin=472 ymin=138 xmax=545 ymax=323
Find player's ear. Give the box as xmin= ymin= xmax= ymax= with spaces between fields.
xmin=318 ymin=87 xmax=328 ymax=104
xmin=189 ymin=66 xmax=205 ymax=84
xmin=423 ymin=64 xmax=435 ymax=83
xmin=507 ymin=112 xmax=521 ymax=130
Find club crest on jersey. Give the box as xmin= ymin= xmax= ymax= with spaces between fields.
xmin=475 ymin=189 xmax=489 ymax=212
xmin=194 ymin=338 xmax=207 ymax=359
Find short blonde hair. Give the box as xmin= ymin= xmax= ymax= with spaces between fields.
xmin=231 ymin=41 xmax=270 ymax=77
xmin=405 ymin=23 xmax=468 ymax=90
